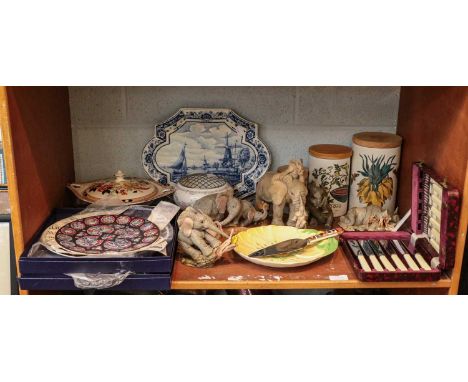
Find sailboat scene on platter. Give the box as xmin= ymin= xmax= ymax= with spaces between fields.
xmin=155 ymin=122 xmax=256 ymax=185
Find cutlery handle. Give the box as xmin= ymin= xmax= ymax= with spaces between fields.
xmin=357 ymin=255 xmax=371 ymax=272
xmin=306 ymin=227 xmax=343 ymax=245
xmin=391 ymin=254 xmax=407 ymax=271
xmin=415 ymin=253 xmax=432 ymax=271
xmin=378 ymin=255 xmax=395 ymax=272
xmin=369 ymin=255 xmax=384 ymax=271
xmin=404 ymin=254 xmax=420 ymax=271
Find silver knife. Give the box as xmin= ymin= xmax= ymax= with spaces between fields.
xmin=359 ymin=240 xmax=384 ymax=271
xmin=249 ymin=228 xmax=343 ymax=258
xmin=369 ymin=240 xmax=396 ymax=271
xmin=379 ymin=240 xmax=407 ymax=271
xmin=347 ymin=240 xmax=371 ymax=272
xmin=392 ymin=240 xmax=420 ymax=271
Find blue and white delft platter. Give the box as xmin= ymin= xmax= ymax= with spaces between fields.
xmin=142 ymin=108 xmax=271 ymax=198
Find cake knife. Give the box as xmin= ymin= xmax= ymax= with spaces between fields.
xmin=347 ymin=240 xmax=371 ymax=272
xmin=369 ymin=240 xmax=396 ymax=271
xmin=359 ymin=240 xmax=384 ymax=271
xmin=378 ymin=240 xmax=408 ymax=271
xmin=249 ymin=227 xmax=344 ymax=258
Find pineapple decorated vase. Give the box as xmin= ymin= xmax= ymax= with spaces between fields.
xmin=349 ymin=132 xmax=402 ymax=213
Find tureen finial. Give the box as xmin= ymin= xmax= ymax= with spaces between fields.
xmin=115 ymin=170 xmax=125 ymax=182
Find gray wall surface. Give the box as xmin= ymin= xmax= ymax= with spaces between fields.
xmin=69 ymin=87 xmax=400 ymax=181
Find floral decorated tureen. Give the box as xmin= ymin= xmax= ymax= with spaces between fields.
xmin=67 ymin=170 xmax=174 ymax=205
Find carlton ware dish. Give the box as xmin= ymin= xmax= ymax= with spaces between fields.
xmin=142 ymin=108 xmax=271 ymax=198
xmin=40 ymin=209 xmax=171 ymax=257
xmin=67 ymin=170 xmax=174 ymax=205
xmin=232 ymin=225 xmax=339 ymax=268
xmin=173 ymin=173 xmax=233 ymax=208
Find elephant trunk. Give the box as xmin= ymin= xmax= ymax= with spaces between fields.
xmin=254 ymin=206 xmax=269 ymax=222
xmin=292 ymin=196 xmax=302 ymax=210
xmin=218 ymin=201 xmax=242 ymax=226
xmin=206 ymin=223 xmax=230 ymax=239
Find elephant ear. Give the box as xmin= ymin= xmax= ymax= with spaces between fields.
xmin=180 ymin=217 xmax=194 ymax=237
xmin=216 ymin=194 xmax=229 ymax=214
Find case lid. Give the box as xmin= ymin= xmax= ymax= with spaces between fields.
xmin=352 ymin=132 xmax=402 ymax=148
xmin=411 ymin=162 xmax=460 ymax=269
xmin=308 ymin=144 xmax=352 ymax=159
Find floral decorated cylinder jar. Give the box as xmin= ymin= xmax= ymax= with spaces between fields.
xmin=308 ymin=144 xmax=352 ymax=217
xmin=349 ymin=132 xmax=402 ymax=213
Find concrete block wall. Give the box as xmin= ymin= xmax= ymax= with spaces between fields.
xmin=69 ymin=87 xmax=400 ymax=181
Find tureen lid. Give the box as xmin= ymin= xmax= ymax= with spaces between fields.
xmin=68 ymin=170 xmax=174 ymax=204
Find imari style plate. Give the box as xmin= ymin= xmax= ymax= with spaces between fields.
xmin=40 ymin=210 xmax=169 ymax=257
xmin=232 ymin=226 xmax=338 ymax=268
xmin=142 ymin=108 xmax=271 ymax=198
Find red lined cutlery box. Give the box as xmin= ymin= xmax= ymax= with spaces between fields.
xmin=340 ymin=162 xmax=460 ymax=282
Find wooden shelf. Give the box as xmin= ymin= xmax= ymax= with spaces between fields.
xmin=0 ymin=86 xmax=466 ymax=294
xmin=171 ymin=245 xmax=452 ymax=290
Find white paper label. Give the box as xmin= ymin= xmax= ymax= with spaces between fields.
xmin=329 ymin=275 xmax=349 ymax=281
xmin=148 ymin=201 xmax=180 ymax=230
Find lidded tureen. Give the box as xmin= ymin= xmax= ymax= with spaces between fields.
xmin=67 ymin=170 xmax=174 ymax=205
xmin=173 ymin=173 xmax=233 ymax=208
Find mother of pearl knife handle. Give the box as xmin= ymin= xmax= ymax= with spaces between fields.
xmin=369 ymin=255 xmax=384 ymax=271
xmin=378 ymin=255 xmax=395 ymax=272
xmin=390 ymin=254 xmax=407 ymax=271
xmin=369 ymin=241 xmax=395 ymax=271
xmin=347 ymin=240 xmax=371 ymax=272
xmin=415 ymin=253 xmax=432 ymax=271
xmin=392 ymin=240 xmax=420 ymax=271
xmin=357 ymin=255 xmax=372 ymax=272
xmin=404 ymin=254 xmax=420 ymax=271
xmin=379 ymin=240 xmax=408 ymax=271
xmin=359 ymin=240 xmax=384 ymax=272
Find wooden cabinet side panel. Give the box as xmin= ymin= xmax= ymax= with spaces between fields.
xmin=396 ymin=86 xmax=468 ymax=294
xmin=396 ymin=86 xmax=468 ymax=211
xmin=6 ymin=86 xmax=75 ymax=253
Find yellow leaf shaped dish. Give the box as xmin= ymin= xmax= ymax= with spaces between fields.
xmin=232 ymin=225 xmax=339 ymax=268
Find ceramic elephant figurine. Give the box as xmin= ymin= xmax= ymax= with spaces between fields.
xmin=256 ymin=161 xmax=308 ymax=228
xmin=339 ymin=205 xmax=399 ymax=231
xmin=192 ymin=189 xmax=240 ymax=224
xmin=307 ymin=181 xmax=333 ymax=228
xmin=221 ymin=199 xmax=269 ymax=227
xmin=177 ymin=207 xmax=235 ymax=267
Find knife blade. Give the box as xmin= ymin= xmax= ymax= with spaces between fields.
xmin=249 ymin=227 xmax=343 ymax=258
